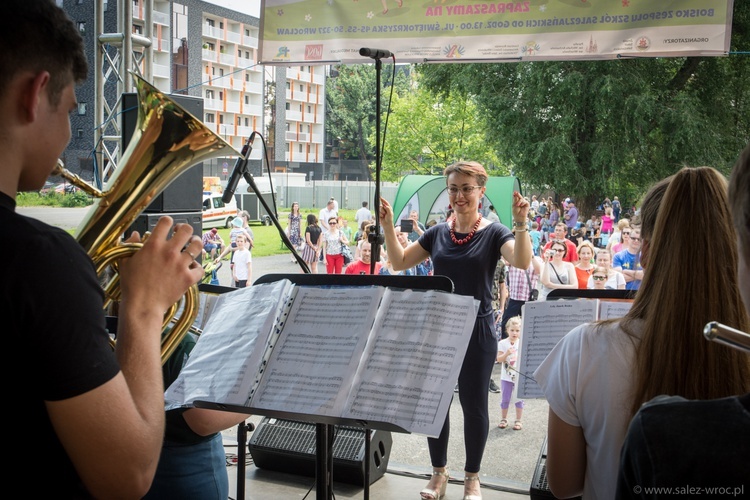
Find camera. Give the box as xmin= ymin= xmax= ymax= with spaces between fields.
xmin=399 ymin=219 xmax=413 ymax=233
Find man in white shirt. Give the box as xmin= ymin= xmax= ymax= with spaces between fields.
xmin=355 ymin=201 xmax=372 ymax=228
xmin=319 ymin=199 xmax=337 ymax=231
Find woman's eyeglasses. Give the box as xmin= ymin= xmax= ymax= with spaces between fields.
xmin=553 ymin=248 xmax=565 ymax=253
xmin=329 ymin=221 xmax=337 ymax=225
xmin=622 ymin=231 xmax=631 ymax=236
xmin=447 ymin=186 xmax=483 ymax=196
xmin=593 ymin=275 xmax=607 ymax=281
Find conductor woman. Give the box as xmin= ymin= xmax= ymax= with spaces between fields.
xmin=380 ymin=160 xmax=531 ymax=500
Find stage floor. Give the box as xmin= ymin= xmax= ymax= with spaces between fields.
xmin=226 ymin=460 xmax=532 ymax=500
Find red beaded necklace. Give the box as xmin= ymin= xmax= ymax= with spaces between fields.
xmin=450 ymin=215 xmax=483 ymax=245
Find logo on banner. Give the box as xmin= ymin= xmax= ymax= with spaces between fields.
xmin=521 ymin=41 xmax=541 ymax=56
xmin=275 ymin=46 xmax=291 ymax=59
xmin=636 ymin=36 xmax=651 ymax=51
xmin=305 ymin=44 xmax=323 ymax=60
xmin=443 ymin=44 xmax=465 ymax=58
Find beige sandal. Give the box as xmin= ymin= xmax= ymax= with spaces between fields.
xmin=513 ymin=420 xmax=523 ymax=431
xmin=420 ymin=468 xmax=449 ymax=500
xmin=497 ymin=419 xmax=508 ymax=429
xmin=463 ymin=475 xmax=482 ymax=500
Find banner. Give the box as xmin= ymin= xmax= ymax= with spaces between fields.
xmin=259 ymin=0 xmax=734 ymax=65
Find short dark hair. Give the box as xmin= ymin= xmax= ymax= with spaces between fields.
xmin=1 ymin=1 xmax=88 ymax=107
xmin=362 ymin=201 xmax=368 ymax=207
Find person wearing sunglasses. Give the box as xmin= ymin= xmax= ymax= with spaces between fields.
xmin=320 ymin=217 xmax=349 ymax=274
xmin=379 ymin=160 xmax=531 ymax=500
xmin=588 ymin=266 xmax=609 ymax=290
xmin=613 ymin=228 xmax=643 ymax=290
xmin=609 ymin=219 xmax=631 ymax=254
xmin=586 ymin=248 xmax=626 ymax=289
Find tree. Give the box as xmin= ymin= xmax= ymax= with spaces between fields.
xmin=326 ymin=63 xmax=411 ymax=179
xmin=416 ymin=2 xmax=750 ymax=216
xmin=376 ymin=81 xmax=505 ymax=182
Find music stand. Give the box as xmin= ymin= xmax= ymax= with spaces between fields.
xmin=198 ymin=274 xmax=455 ymax=500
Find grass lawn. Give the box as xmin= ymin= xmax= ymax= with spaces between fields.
xmin=217 ymin=207 xmax=358 ymax=258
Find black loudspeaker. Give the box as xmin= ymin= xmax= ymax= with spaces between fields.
xmin=247 ymin=417 xmax=392 ymax=486
xmin=121 ymin=92 xmax=204 ymax=213
xmin=124 ymin=212 xmax=203 ymax=261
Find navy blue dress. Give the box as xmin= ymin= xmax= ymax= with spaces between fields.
xmin=419 ymin=221 xmax=514 ymax=472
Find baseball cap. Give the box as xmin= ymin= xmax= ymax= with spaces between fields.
xmin=232 ymin=218 xmax=243 ymax=228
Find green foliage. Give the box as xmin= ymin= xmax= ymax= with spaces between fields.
xmin=376 ymin=80 xmax=506 ymax=181
xmin=326 ymin=64 xmax=411 ymax=174
xmin=17 ymin=191 xmax=93 ymax=207
xmin=416 ymin=2 xmax=750 ymax=216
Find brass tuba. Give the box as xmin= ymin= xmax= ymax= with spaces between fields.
xmin=53 ymin=75 xmax=238 ymax=363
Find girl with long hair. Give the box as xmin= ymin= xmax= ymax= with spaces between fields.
xmin=535 ymin=167 xmax=750 ymax=499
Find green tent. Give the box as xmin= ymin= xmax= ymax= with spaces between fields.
xmin=392 ymin=175 xmax=522 ymax=227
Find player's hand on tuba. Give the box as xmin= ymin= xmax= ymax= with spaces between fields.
xmin=119 ymin=217 xmax=204 ymax=318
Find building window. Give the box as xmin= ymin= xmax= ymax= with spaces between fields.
xmin=298 ymin=144 xmax=303 ymax=153
xmin=219 ymin=114 xmax=224 ymax=124
xmin=219 ymin=68 xmax=224 ymax=77
xmin=286 ymin=144 xmax=290 ymax=152
xmin=299 ymin=84 xmax=304 ymax=92
xmin=206 ymin=19 xmax=215 ymax=27
xmin=219 ymin=91 xmax=223 ymax=100
xmin=206 ymin=42 xmax=214 ymax=51
xmin=206 ymin=90 xmax=214 ymax=99
xmin=245 ymin=51 xmax=250 ymax=59
xmin=77 ymin=22 xmax=85 ymax=34
xmin=286 ymin=123 xmax=290 ymax=131
xmin=245 ymin=73 xmax=249 ymax=82
xmin=285 ymin=103 xmax=290 ymax=111
xmin=244 ymin=96 xmax=249 ymax=104
xmin=286 ymin=82 xmax=291 ymax=90
xmin=77 ymin=128 xmax=84 ymax=138
xmin=77 ymin=102 xmax=87 ymax=115
xmin=219 ymin=22 xmax=224 ymax=29
xmin=245 ymin=28 xmax=250 ymax=36
xmin=307 ymin=105 xmax=311 ymax=113
xmin=238 ymin=49 xmax=242 ymax=57
xmin=237 ymin=116 xmax=242 ymax=126
xmin=133 ymin=24 xmax=142 ymax=35
xmin=205 ymin=113 xmax=215 ymax=123
xmin=244 ymin=117 xmax=249 ymax=127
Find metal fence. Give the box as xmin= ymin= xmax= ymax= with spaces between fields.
xmin=270 ymin=180 xmax=399 ymax=211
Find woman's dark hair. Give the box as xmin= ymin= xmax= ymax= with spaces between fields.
xmin=551 ymin=241 xmax=567 ymax=257
xmin=306 ymin=214 xmax=317 ymax=226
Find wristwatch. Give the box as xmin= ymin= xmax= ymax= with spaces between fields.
xmin=513 ymin=221 xmax=527 ymax=228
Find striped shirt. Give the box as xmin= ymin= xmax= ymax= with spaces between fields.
xmin=506 ymin=262 xmax=540 ymax=301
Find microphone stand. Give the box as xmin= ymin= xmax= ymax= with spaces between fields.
xmin=369 ymin=55 xmax=385 ymax=275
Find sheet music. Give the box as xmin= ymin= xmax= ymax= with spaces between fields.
xmin=249 ymin=286 xmax=385 ymax=416
xmin=517 ymin=300 xmax=599 ymax=399
xmin=343 ymin=289 xmax=479 ymax=437
xmin=599 ymin=299 xmax=633 ymax=320
xmin=165 ymin=279 xmax=294 ymax=407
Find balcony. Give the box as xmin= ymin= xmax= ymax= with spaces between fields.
xmin=204 ymin=99 xmax=222 ymax=112
xmin=153 ymin=62 xmax=170 ymax=79
xmin=152 ymin=10 xmax=169 ymax=26
xmin=218 ymin=124 xmax=236 ymax=137
xmin=203 ymin=26 xmax=224 ymax=40
xmin=202 ymin=49 xmax=218 ymax=63
xmin=285 ymin=131 xmax=309 ymax=142
xmin=219 ymin=52 xmax=235 ymax=66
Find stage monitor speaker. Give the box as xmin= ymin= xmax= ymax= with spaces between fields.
xmin=247 ymin=417 xmax=392 ymax=486
xmin=121 ymin=92 xmax=204 ymax=213
xmin=124 ymin=212 xmax=203 ymax=262
xmin=529 ymin=436 xmax=582 ymax=500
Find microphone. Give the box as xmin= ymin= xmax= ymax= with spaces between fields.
xmin=359 ymin=47 xmax=392 ymax=59
xmin=222 ymin=132 xmax=256 ymax=204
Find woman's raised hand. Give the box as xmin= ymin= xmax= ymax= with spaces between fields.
xmin=512 ymin=191 xmax=530 ymax=222
xmin=379 ymin=197 xmax=394 ymax=227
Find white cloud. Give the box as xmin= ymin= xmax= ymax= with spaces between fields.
xmin=202 ymin=0 xmax=260 ymax=17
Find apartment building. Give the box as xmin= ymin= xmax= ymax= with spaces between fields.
xmin=59 ymin=0 xmax=325 ymax=180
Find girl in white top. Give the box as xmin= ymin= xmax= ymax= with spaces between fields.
xmin=539 ymin=240 xmax=578 ymax=300
xmin=231 ymin=234 xmax=251 ymax=287
xmin=496 ymin=316 xmax=524 ymax=431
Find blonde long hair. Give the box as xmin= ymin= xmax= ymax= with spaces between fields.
xmin=623 ymin=167 xmax=750 ymax=417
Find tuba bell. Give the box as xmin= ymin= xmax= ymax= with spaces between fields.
xmin=52 ymin=75 xmax=239 ymax=363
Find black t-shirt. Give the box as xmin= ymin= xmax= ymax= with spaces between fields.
xmin=2 ymin=193 xmax=119 ymax=498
